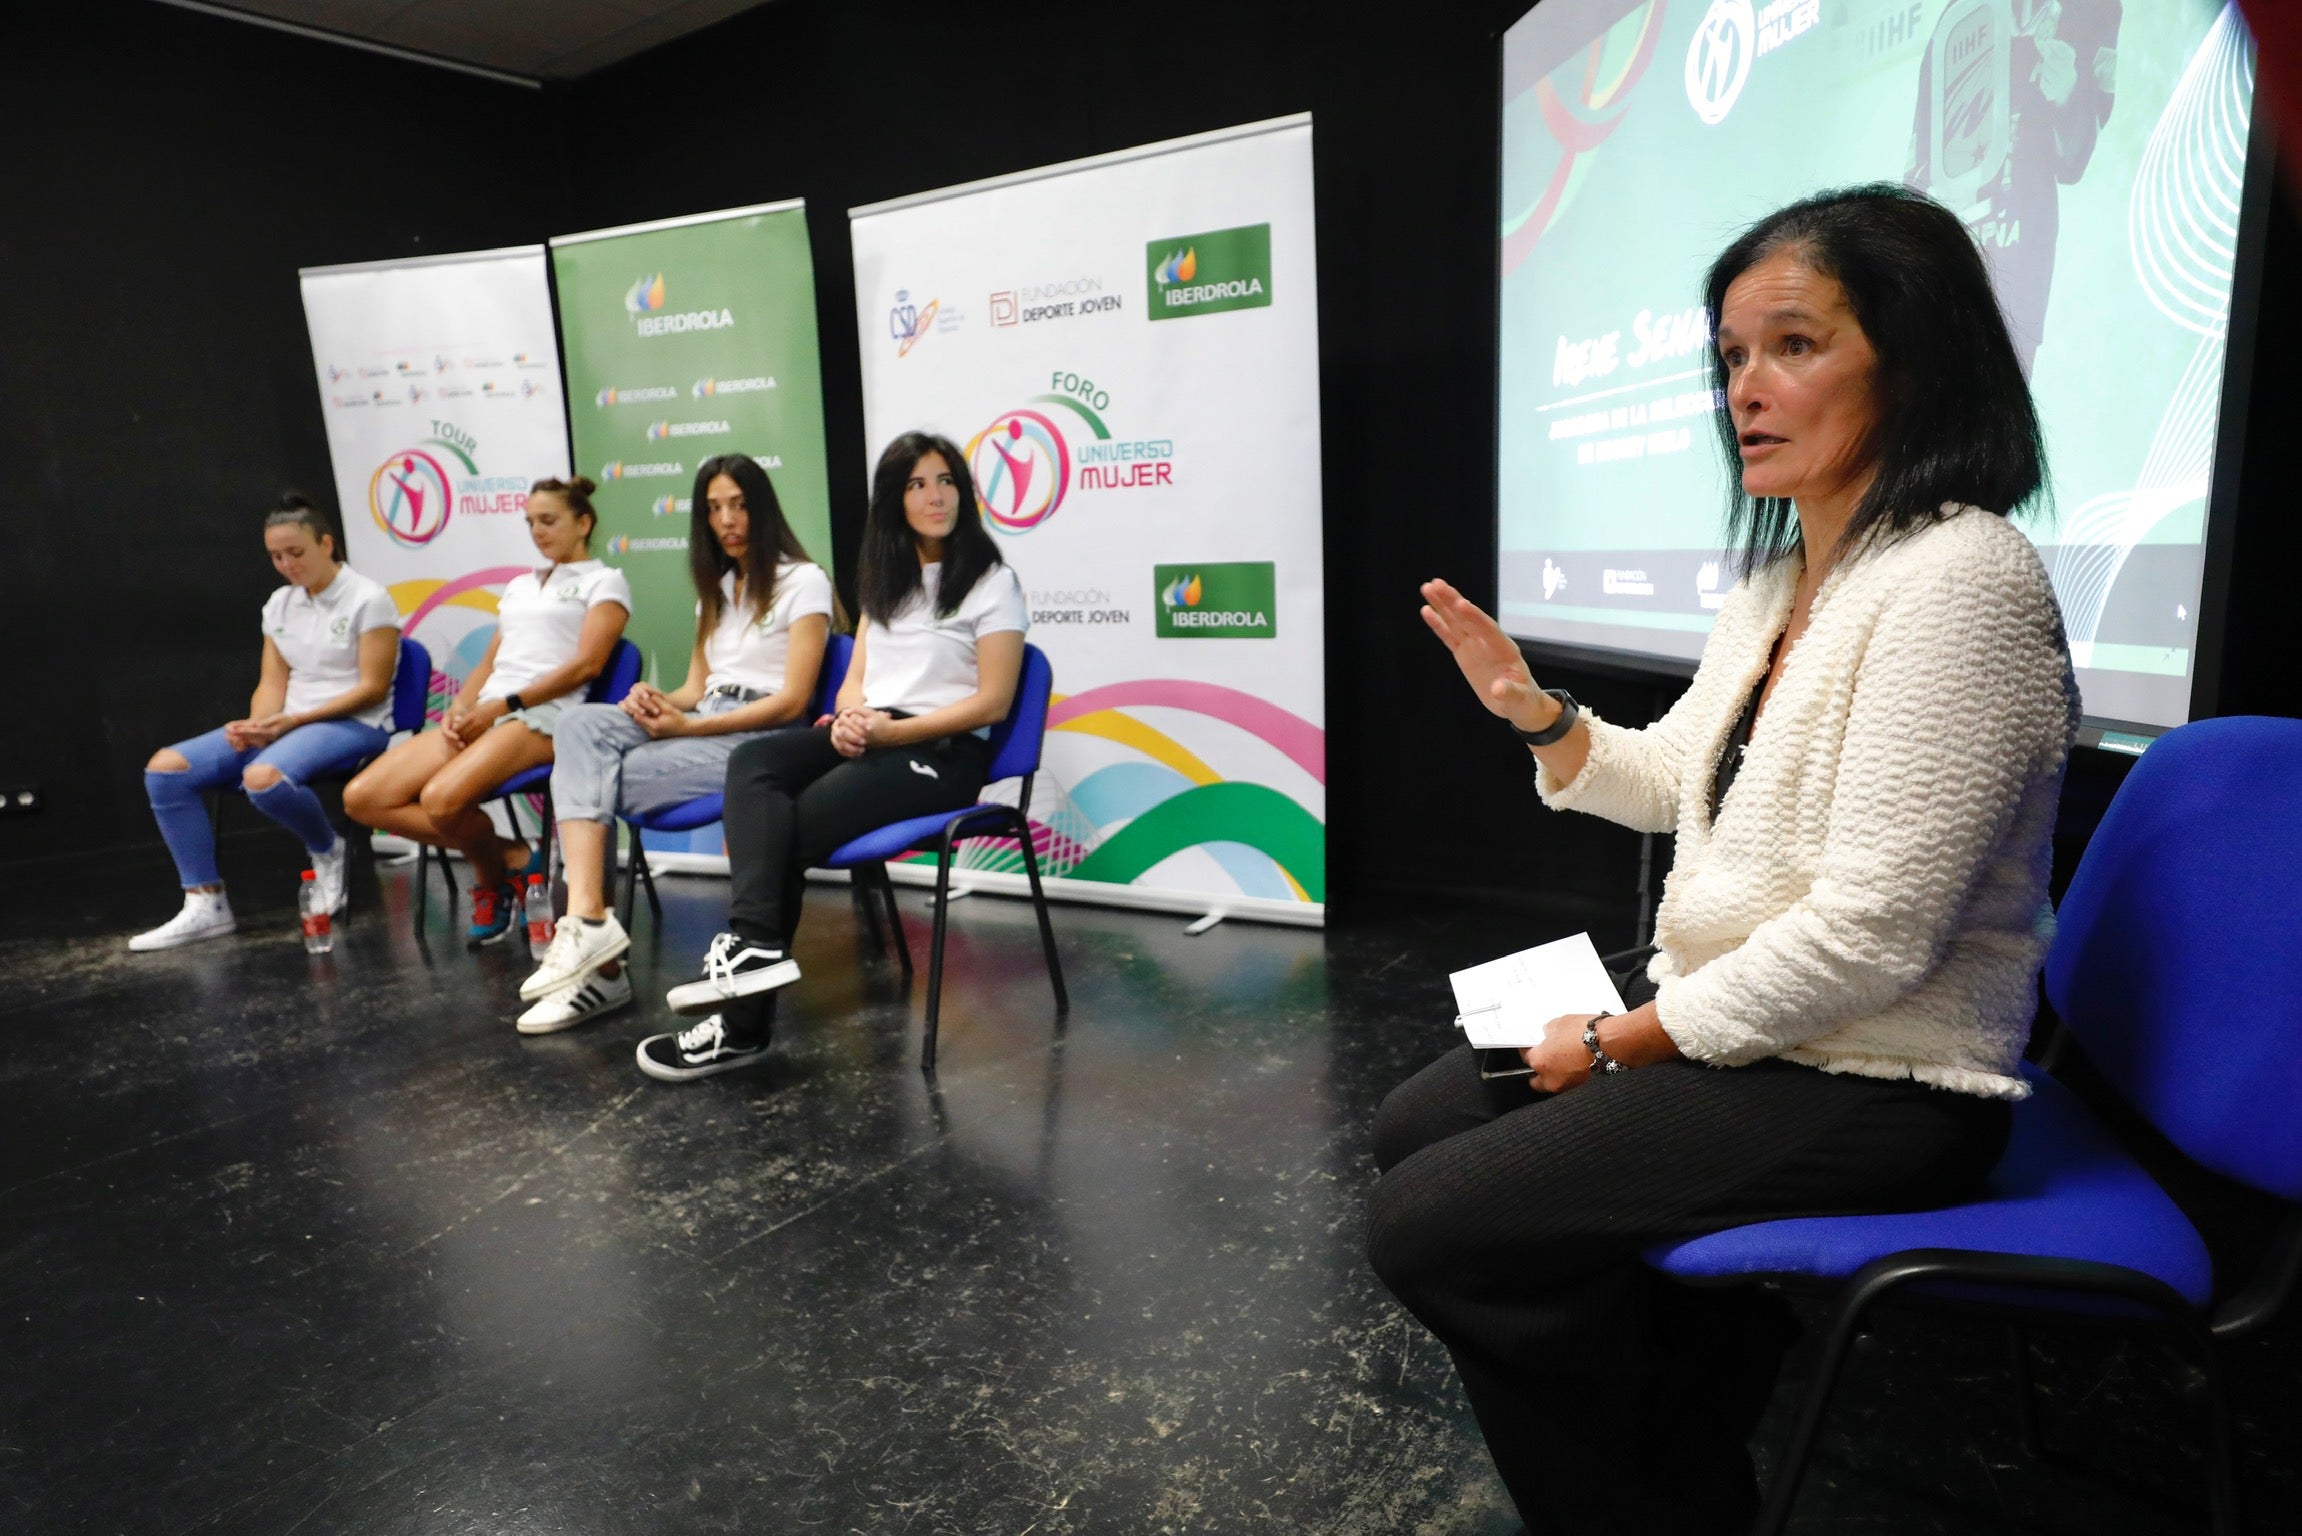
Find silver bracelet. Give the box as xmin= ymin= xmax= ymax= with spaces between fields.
xmin=1582 ymin=1012 xmax=1626 ymax=1075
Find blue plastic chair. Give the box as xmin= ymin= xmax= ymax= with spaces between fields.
xmin=617 ymin=632 xmax=854 ymax=929
xmin=208 ymin=635 xmax=431 ymax=910
xmin=825 ymin=642 xmax=1068 ymax=1073
xmin=414 ymin=637 xmax=641 ymax=933
xmin=1643 ymin=716 xmax=2302 ymax=1534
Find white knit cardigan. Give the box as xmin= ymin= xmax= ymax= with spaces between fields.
xmin=1539 ymin=506 xmax=2081 ymax=1099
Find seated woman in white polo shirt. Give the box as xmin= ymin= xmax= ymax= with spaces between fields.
xmin=636 ymin=431 xmax=1027 ymax=1081
xmin=510 ymin=454 xmax=835 ymax=1034
xmin=345 ymin=477 xmax=631 ymax=946
xmin=130 ymin=493 xmax=402 ymax=951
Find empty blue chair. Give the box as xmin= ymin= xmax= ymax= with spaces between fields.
xmin=824 ymin=642 xmax=1067 ymax=1073
xmin=617 ymin=632 xmax=855 ymax=928
xmin=414 ymin=637 xmax=642 ymax=932
xmin=1643 ymin=716 xmax=2302 ymax=1533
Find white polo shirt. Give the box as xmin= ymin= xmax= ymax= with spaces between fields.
xmin=862 ymin=562 xmax=1028 ymax=717
xmin=483 ymin=559 xmax=634 ymax=702
xmin=700 ymin=562 xmax=835 ymax=696
xmin=262 ymin=565 xmax=402 ymax=730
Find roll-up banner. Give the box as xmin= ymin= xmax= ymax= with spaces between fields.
xmin=551 ymin=200 xmax=835 ymax=859
xmin=851 ymin=116 xmax=1326 ymax=926
xmin=299 ymin=245 xmax=572 ymax=710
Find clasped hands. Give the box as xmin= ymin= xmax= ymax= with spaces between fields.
xmin=222 ymin=713 xmax=299 ymax=751
xmin=815 ymin=707 xmax=894 ymax=758
xmin=619 ymin=683 xmax=695 ymax=740
xmin=441 ymin=696 xmax=508 ymax=748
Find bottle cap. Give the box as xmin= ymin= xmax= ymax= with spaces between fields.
xmin=301 ymin=869 xmax=316 ymax=881
xmin=528 ymin=873 xmax=545 ymax=886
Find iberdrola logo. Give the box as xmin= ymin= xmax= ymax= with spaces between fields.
xmin=1162 ymin=572 xmax=1203 ymax=609
xmin=625 ymin=273 xmax=667 ymax=314
xmin=1152 ymin=247 xmax=1198 ymax=287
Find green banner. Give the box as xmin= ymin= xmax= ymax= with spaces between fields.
xmin=1145 ymin=223 xmax=1272 ymax=321
xmin=550 ymin=202 xmax=833 ymax=692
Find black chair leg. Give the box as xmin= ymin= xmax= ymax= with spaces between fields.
xmin=1752 ymin=1279 xmax=1878 ymax=1534
xmin=878 ymin=865 xmax=912 ymax=976
xmin=853 ymin=869 xmax=888 ymax=953
xmin=1014 ymin=815 xmax=1068 ymax=1017
xmin=2188 ymin=1317 xmax=2240 ymax=1536
xmin=2007 ymin=1324 xmax=2044 ymax=1458
xmin=923 ymin=846 xmax=956 ymax=1074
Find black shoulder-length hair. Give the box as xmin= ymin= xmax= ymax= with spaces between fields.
xmin=858 ymin=431 xmax=1004 ymax=626
xmin=688 ymin=453 xmax=827 ymax=637
xmin=1703 ymin=183 xmax=2047 ymax=576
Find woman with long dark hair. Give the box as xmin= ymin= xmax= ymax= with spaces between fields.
xmin=345 ymin=477 xmax=630 ymax=947
xmin=636 ymin=431 xmax=1027 ymax=1081
xmin=129 ymin=493 xmax=401 ymax=950
xmin=1368 ymin=185 xmax=2080 ymax=1533
xmin=511 ymin=455 xmax=833 ymax=1034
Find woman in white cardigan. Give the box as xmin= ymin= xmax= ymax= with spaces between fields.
xmin=1368 ymin=185 xmax=2081 ymax=1535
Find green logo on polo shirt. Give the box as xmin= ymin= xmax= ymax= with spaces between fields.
xmin=1146 ymin=224 xmax=1272 ymax=321
xmin=1154 ymin=562 xmax=1276 ymax=638
xmin=329 ymin=615 xmax=351 ymax=641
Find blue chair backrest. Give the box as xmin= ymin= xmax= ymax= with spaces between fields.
xmin=985 ymin=643 xmax=1053 ymax=785
xmin=591 ymin=638 xmax=643 ymax=705
xmin=815 ymin=632 xmax=855 ymax=720
xmin=391 ymin=637 xmax=432 ymax=734
xmin=2043 ymin=716 xmax=2302 ymax=1200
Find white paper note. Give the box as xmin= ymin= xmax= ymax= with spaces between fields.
xmin=1448 ymin=933 xmax=1629 ymax=1048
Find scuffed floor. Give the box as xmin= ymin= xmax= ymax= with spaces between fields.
xmin=0 ymin=839 xmax=2294 ymax=1533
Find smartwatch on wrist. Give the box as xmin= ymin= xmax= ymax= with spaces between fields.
xmin=504 ymin=693 xmax=526 ymax=714
xmin=1513 ymin=689 xmax=1580 ymax=747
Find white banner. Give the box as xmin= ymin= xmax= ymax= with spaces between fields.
xmin=851 ymin=116 xmax=1326 ymax=924
xmin=299 ymin=246 xmax=571 ymax=703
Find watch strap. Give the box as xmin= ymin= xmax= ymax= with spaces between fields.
xmin=1514 ymin=689 xmax=1579 ymax=747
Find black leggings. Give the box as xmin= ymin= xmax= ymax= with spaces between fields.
xmin=1367 ymin=1041 xmax=2009 ymax=1535
xmin=721 ymin=726 xmax=989 ymax=949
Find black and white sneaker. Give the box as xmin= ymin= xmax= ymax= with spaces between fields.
xmin=635 ymin=1014 xmax=770 ymax=1081
xmin=664 ymin=931 xmax=800 ymax=1017
xmin=514 ymin=962 xmax=633 ymax=1035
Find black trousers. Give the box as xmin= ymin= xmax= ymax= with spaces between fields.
xmin=1367 ymin=1036 xmax=2010 ymax=1536
xmin=721 ymin=726 xmax=989 ymax=950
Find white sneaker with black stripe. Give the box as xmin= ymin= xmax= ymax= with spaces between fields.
xmin=664 ymin=931 xmax=800 ymax=1017
xmin=635 ymin=1014 xmax=771 ymax=1080
xmin=519 ymin=912 xmax=631 ymax=1001
xmin=515 ymin=963 xmax=633 ymax=1035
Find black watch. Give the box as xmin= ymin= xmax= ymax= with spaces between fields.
xmin=505 ymin=693 xmax=526 ymax=713
xmin=1512 ymin=689 xmax=1579 ymax=747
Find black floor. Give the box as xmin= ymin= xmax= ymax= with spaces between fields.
xmin=2 ymin=837 xmax=2295 ymax=1534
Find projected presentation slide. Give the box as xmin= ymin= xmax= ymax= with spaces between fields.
xmin=1498 ymin=0 xmax=2258 ymax=729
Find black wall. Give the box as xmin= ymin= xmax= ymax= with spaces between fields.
xmin=0 ymin=1 xmax=568 ymax=864
xmin=7 ymin=0 xmax=2297 ymax=920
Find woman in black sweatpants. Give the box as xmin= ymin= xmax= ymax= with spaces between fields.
xmin=636 ymin=431 xmax=1028 ymax=1082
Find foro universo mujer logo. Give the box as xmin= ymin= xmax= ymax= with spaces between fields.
xmin=368 ymin=448 xmax=452 ymax=547
xmin=965 ymin=410 xmax=1071 ymax=532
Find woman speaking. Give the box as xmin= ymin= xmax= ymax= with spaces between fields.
xmin=1367 ymin=185 xmax=2081 ymax=1534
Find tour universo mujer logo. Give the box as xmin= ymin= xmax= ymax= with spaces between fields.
xmin=368 ymin=446 xmax=456 ymax=548
xmin=1686 ymin=0 xmax=1755 ymax=125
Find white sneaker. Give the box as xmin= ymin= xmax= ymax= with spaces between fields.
xmin=129 ymin=890 xmax=236 ymax=952
xmin=310 ymin=838 xmax=349 ymax=916
xmin=664 ymin=931 xmax=800 ymax=1017
xmin=515 ymin=963 xmax=633 ymax=1035
xmin=518 ymin=912 xmax=632 ymax=1001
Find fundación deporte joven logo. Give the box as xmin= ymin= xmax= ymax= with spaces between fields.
xmin=1153 ymin=562 xmax=1277 ymax=638
xmin=1146 ymin=224 xmax=1273 ymax=322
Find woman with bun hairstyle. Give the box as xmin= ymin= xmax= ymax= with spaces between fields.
xmin=636 ymin=431 xmax=1027 ymax=1081
xmin=344 ymin=476 xmax=631 ymax=946
xmin=130 ymin=493 xmax=402 ymax=951
xmin=510 ymin=454 xmax=835 ymax=1035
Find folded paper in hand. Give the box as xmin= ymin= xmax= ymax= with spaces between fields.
xmin=1449 ymin=932 xmax=1628 ymax=1048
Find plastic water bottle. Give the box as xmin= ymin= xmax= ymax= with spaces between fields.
xmin=299 ymin=869 xmax=333 ymax=954
xmin=524 ymin=874 xmax=554 ymax=959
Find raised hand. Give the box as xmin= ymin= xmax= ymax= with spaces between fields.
xmin=1420 ymin=578 xmax=1551 ymax=731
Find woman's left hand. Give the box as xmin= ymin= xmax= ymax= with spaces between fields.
xmin=242 ymin=713 xmax=298 ymax=748
xmin=637 ymin=707 xmax=691 ymax=740
xmin=1518 ymin=1014 xmax=1601 ymax=1094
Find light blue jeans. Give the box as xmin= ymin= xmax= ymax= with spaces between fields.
xmin=146 ymin=720 xmax=390 ymax=887
xmin=551 ymin=696 xmax=777 ymax=824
